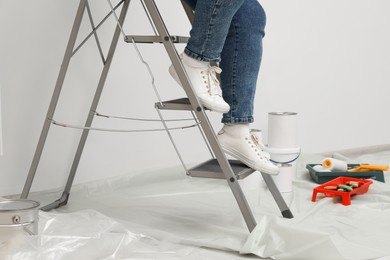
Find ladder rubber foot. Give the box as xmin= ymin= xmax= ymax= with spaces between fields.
xmin=40 ymin=193 xmax=70 ymax=211
xmin=281 ymin=209 xmax=294 ymax=218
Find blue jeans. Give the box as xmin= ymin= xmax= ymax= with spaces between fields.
xmin=183 ymin=0 xmax=266 ymax=124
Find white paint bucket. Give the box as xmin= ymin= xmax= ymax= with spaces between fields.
xmin=267 ymin=112 xmax=300 ymax=193
xmin=266 ymin=147 xmax=301 ymax=164
xmin=271 ymin=163 xmax=294 ymax=193
xmin=0 ymin=199 xmax=40 ymax=242
xmin=268 ymin=112 xmax=298 ymax=148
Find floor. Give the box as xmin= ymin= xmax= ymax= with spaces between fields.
xmin=2 ymin=146 xmax=390 ymax=259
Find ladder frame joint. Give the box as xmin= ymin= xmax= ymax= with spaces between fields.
xmin=124 ymin=35 xmax=189 ymax=44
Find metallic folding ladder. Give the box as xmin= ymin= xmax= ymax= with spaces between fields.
xmin=21 ymin=0 xmax=293 ymax=232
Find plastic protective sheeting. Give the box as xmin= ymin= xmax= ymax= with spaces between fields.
xmin=1 ymin=210 xmax=153 ymax=259
xmin=1 ymin=209 xmax=235 ymax=259
xmin=241 ymin=149 xmax=390 ymax=259
xmin=2 ymin=147 xmax=390 ymax=259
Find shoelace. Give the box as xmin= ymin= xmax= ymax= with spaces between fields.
xmin=250 ymin=133 xmax=271 ymax=159
xmin=251 ymin=134 xmax=266 ymax=151
xmin=203 ymin=66 xmax=222 ymax=96
xmin=244 ymin=135 xmax=264 ymax=159
xmin=219 ymin=129 xmax=271 ymax=161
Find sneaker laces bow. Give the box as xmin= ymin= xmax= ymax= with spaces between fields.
xmin=205 ymin=66 xmax=223 ymax=96
xmin=251 ymin=133 xmax=267 ymax=152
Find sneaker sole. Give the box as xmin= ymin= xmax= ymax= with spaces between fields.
xmin=198 ymin=97 xmax=230 ymax=113
xmin=169 ymin=66 xmax=230 ymax=113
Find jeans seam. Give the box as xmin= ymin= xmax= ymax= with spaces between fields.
xmin=231 ymin=18 xmax=239 ymax=117
xmin=221 ymin=117 xmax=254 ymax=124
xmin=201 ymin=0 xmax=222 ymax=58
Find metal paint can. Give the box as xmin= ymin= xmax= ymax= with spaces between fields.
xmin=268 ymin=112 xmax=298 ymax=148
xmin=0 ymin=199 xmax=40 ymax=242
xmin=272 ymin=163 xmax=294 ymax=193
xmin=267 ymin=111 xmax=300 ymax=164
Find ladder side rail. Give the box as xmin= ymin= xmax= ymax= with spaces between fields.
xmin=190 ymin=110 xmax=215 ymax=159
xmin=86 ymin=1 xmax=106 ymax=64
xmin=180 ymin=0 xmax=214 ymax=159
xmin=155 ymin=107 xmax=190 ymax=174
xmin=180 ymin=0 xmax=194 ymax=24
xmin=41 ymin=0 xmax=131 ymax=210
xmin=72 ymin=0 xmax=126 ymax=56
xmin=142 ymin=0 xmax=257 ymax=232
xmin=21 ymin=0 xmax=89 ymax=199
xmin=261 ymin=173 xmax=294 ymax=218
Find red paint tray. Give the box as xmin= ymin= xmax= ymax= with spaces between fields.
xmin=312 ymin=176 xmax=373 ymax=206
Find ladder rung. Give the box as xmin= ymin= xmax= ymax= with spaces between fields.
xmin=188 ymin=159 xmax=256 ymax=180
xmin=155 ymin=97 xmax=205 ymax=111
xmin=125 ymin=35 xmax=189 ymax=44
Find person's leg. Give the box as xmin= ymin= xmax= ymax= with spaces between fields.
xmin=178 ymin=0 xmax=278 ymax=174
xmin=220 ymin=0 xmax=265 ymax=124
xmin=169 ymin=0 xmax=246 ymax=113
xmin=216 ymin=0 xmax=279 ymax=175
xmin=183 ymin=0 xmax=246 ymax=62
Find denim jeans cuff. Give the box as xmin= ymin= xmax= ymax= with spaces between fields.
xmin=184 ymin=48 xmax=221 ymax=62
xmin=221 ymin=117 xmax=254 ymax=124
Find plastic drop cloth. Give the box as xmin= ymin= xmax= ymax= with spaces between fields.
xmin=2 ymin=146 xmax=390 ymax=259
xmin=1 ymin=207 xmax=255 ymax=259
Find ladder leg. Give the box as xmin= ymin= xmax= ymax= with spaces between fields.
xmin=190 ymin=111 xmax=215 ymax=159
xmin=21 ymin=0 xmax=88 ymax=199
xmin=180 ymin=0 xmax=194 ymax=24
xmin=143 ymin=0 xmax=257 ymax=232
xmin=41 ymin=0 xmax=131 ymax=211
xmin=155 ymin=107 xmax=189 ymax=175
xmin=261 ymin=172 xmax=294 ymax=218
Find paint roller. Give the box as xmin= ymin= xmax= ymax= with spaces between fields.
xmin=322 ymin=158 xmax=389 ymax=172
xmin=322 ymin=158 xmax=348 ymax=171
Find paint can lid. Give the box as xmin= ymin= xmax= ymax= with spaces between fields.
xmin=0 ymin=199 xmax=40 ymax=212
xmin=268 ymin=112 xmax=297 ymax=116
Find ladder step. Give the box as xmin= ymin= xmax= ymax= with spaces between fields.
xmin=125 ymin=35 xmax=189 ymax=44
xmin=188 ymin=159 xmax=256 ymax=180
xmin=155 ymin=97 xmax=204 ymax=111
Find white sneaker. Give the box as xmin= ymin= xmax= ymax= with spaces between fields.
xmin=217 ymin=129 xmax=280 ymax=175
xmin=169 ymin=54 xmax=230 ymax=113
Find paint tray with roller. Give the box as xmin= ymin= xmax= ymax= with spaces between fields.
xmin=306 ymin=163 xmax=386 ymax=184
xmin=312 ymin=176 xmax=373 ymax=206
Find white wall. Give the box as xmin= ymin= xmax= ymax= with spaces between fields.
xmin=0 ymin=83 xmax=3 ymax=156
xmin=0 ymin=0 xmax=389 ymax=196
